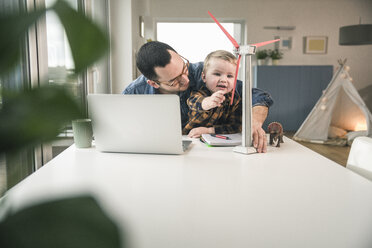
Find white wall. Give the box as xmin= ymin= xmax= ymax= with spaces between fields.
xmin=109 ymin=0 xmax=133 ymax=93
xmin=131 ymin=0 xmax=152 ymax=79
xmin=126 ymin=0 xmax=372 ymax=91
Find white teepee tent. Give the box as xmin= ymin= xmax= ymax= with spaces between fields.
xmin=294 ymin=60 xmax=372 ymax=143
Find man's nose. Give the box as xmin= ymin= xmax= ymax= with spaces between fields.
xmin=180 ymin=74 xmax=189 ymax=83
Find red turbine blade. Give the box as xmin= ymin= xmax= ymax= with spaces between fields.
xmin=252 ymin=39 xmax=280 ymax=48
xmin=208 ymin=11 xmax=240 ymax=49
xmin=230 ymin=54 xmax=241 ymax=105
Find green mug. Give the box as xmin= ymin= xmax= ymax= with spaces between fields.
xmin=72 ymin=119 xmax=93 ymax=148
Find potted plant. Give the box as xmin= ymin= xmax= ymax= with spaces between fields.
xmin=255 ymin=49 xmax=269 ymax=65
xmin=270 ymin=49 xmax=283 ymax=65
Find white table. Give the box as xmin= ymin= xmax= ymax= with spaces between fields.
xmin=2 ymin=137 xmax=372 ymax=248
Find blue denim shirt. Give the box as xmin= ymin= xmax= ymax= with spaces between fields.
xmin=123 ymin=62 xmax=273 ymax=128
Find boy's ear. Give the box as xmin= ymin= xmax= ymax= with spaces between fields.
xmin=147 ymin=80 xmax=160 ymax=88
xmin=201 ymin=72 xmax=206 ymax=82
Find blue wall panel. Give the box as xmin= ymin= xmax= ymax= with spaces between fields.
xmin=253 ymin=65 xmax=333 ymax=131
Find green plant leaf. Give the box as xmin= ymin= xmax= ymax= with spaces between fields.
xmin=0 ymin=196 xmax=122 ymax=248
xmin=0 ymin=8 xmax=47 ymax=75
xmin=52 ymin=0 xmax=109 ymax=74
xmin=256 ymin=49 xmax=268 ymax=59
xmin=0 ymin=85 xmax=83 ymax=153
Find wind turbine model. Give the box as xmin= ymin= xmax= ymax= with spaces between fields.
xmin=208 ymin=11 xmax=280 ymax=154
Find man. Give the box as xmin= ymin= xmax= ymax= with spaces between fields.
xmin=123 ymin=41 xmax=273 ymax=153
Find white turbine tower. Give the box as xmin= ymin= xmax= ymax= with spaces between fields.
xmin=208 ymin=11 xmax=280 ymax=154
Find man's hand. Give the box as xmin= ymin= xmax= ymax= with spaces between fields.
xmin=201 ymin=90 xmax=227 ymax=110
xmin=188 ymin=127 xmax=214 ymax=138
xmin=252 ymin=105 xmax=268 ymax=153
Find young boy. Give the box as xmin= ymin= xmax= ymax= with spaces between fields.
xmin=183 ymin=50 xmax=241 ymax=138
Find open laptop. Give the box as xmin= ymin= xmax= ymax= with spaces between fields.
xmin=87 ymin=94 xmax=192 ymax=154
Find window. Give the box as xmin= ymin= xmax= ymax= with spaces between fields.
xmin=157 ymin=22 xmax=243 ymax=63
xmin=157 ymin=21 xmax=243 ymax=80
xmin=45 ymin=0 xmax=83 ymax=106
xmin=41 ymin=0 xmax=111 ymax=159
xmin=0 ymin=0 xmax=34 ymax=195
xmin=0 ymin=0 xmax=111 ymax=195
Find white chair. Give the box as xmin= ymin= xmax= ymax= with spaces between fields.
xmin=347 ymin=136 xmax=372 ymax=181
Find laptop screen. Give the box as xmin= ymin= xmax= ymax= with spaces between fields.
xmin=87 ymin=94 xmax=186 ymax=154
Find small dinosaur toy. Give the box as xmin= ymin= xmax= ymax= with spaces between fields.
xmin=267 ymin=122 xmax=284 ymax=147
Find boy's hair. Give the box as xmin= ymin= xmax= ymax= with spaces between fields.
xmin=203 ymin=50 xmax=237 ymax=73
xmin=136 ymin=41 xmax=177 ymax=80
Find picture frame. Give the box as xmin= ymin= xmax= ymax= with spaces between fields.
xmin=275 ymin=36 xmax=292 ymax=50
xmin=304 ymin=36 xmax=328 ymax=54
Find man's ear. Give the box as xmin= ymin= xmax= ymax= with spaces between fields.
xmin=201 ymin=72 xmax=206 ymax=82
xmin=147 ymin=80 xmax=160 ymax=88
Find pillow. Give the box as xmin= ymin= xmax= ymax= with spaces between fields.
xmin=328 ymin=126 xmax=347 ymax=138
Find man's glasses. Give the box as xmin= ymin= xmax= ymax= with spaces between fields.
xmin=155 ymin=55 xmax=189 ymax=87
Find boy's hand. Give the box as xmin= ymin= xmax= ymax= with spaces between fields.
xmin=201 ymin=90 xmax=228 ymax=110
xmin=187 ymin=127 xmax=214 ymax=138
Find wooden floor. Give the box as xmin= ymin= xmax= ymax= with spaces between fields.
xmin=285 ymin=132 xmax=351 ymax=167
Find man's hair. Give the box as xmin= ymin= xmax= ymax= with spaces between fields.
xmin=136 ymin=41 xmax=177 ymax=81
xmin=203 ymin=50 xmax=237 ymax=74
